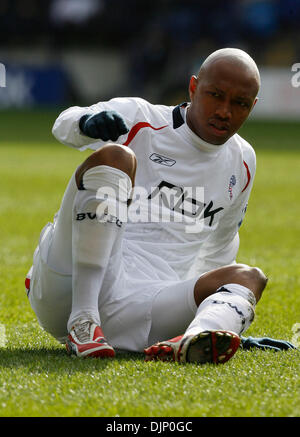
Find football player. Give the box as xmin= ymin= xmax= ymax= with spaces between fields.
xmin=25 ymin=48 xmax=295 ymax=363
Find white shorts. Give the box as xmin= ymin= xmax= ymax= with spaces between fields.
xmin=27 ymin=232 xmax=198 ymax=352
xmin=26 ymin=175 xmax=199 ymax=353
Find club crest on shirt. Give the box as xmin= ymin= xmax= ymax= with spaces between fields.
xmin=149 ymin=153 xmax=176 ymax=167
xmin=228 ymin=175 xmax=236 ymax=200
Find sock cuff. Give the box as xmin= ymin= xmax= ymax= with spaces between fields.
xmin=217 ymin=283 xmax=256 ymax=306
xmin=67 ymin=312 xmax=100 ymax=332
xmin=82 ymin=165 xmax=132 ymax=200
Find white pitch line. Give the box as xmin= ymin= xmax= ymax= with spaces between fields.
xmin=291 ymin=323 xmax=300 ymax=348
xmin=0 ymin=324 xmax=7 ymax=347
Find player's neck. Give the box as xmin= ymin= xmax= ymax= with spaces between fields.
xmin=182 ymin=106 xmax=228 ymax=154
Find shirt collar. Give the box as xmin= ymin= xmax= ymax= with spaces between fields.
xmin=176 ymin=103 xmax=228 ymax=155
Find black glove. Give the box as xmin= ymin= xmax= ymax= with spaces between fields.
xmin=241 ymin=336 xmax=297 ymax=351
xmin=79 ymin=110 xmax=129 ymax=141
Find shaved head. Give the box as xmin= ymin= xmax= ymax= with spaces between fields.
xmin=187 ymin=48 xmax=260 ymax=144
xmin=198 ymin=48 xmax=260 ymax=97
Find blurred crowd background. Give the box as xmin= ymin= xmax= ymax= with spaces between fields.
xmin=0 ymin=0 xmax=299 ymax=118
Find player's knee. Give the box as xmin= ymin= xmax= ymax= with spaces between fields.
xmin=76 ymin=144 xmax=137 ymax=188
xmin=233 ymin=264 xmax=268 ymax=302
xmin=94 ymin=144 xmax=136 ymax=170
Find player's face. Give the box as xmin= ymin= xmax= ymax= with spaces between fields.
xmin=187 ymin=62 xmax=258 ymax=145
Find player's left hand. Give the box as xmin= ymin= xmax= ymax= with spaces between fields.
xmin=240 ymin=336 xmax=298 ymax=351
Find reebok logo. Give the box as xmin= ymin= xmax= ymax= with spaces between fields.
xmin=85 ymin=181 xmax=224 ymax=233
xmin=148 ymin=181 xmax=224 ymax=226
xmin=149 ymin=153 xmax=176 ymax=167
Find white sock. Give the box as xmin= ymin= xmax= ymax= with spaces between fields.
xmin=183 ymin=283 xmax=256 ymax=338
xmin=47 ymin=174 xmax=77 ymax=274
xmin=67 ymin=165 xmax=132 ymax=331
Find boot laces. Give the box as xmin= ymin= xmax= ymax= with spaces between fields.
xmin=74 ymin=321 xmax=92 ymax=343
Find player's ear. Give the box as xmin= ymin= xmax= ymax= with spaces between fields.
xmin=251 ymin=97 xmax=259 ymax=110
xmin=189 ymin=75 xmax=198 ymax=101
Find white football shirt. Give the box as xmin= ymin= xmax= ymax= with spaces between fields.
xmin=52 ymin=97 xmax=256 ymax=280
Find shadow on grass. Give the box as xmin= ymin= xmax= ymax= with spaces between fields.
xmin=0 ymin=347 xmax=144 ymax=374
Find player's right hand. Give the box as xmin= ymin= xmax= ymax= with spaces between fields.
xmin=79 ymin=110 xmax=129 ymax=141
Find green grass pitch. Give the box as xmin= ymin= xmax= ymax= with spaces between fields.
xmin=0 ymin=110 xmax=299 ymax=417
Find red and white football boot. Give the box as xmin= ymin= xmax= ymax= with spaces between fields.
xmin=144 ymin=330 xmax=240 ymax=364
xmin=66 ymin=320 xmax=115 ymax=358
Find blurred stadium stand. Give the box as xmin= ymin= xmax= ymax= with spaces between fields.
xmin=0 ymin=0 xmax=299 ymax=118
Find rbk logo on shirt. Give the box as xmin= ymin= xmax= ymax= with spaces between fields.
xmin=149 ymin=153 xmax=176 ymax=167
xmin=148 ymin=181 xmax=224 ymax=226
